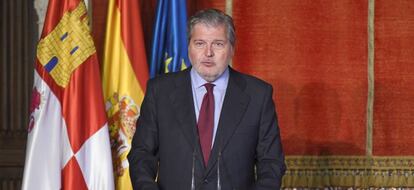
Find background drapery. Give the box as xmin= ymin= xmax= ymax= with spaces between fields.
xmin=230 ymin=0 xmax=414 ymax=187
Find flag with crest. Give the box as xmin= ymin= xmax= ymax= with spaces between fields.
xmin=22 ymin=0 xmax=114 ymax=189
xmin=102 ymin=0 xmax=149 ymax=189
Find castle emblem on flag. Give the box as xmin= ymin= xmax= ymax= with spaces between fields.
xmin=36 ymin=2 xmax=95 ymax=88
xmin=105 ymin=93 xmax=140 ymax=176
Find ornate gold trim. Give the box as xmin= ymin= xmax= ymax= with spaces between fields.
xmin=283 ymin=156 xmax=414 ymax=188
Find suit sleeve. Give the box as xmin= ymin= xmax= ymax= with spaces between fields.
xmin=255 ymin=84 xmax=286 ymax=190
xmin=127 ymin=79 xmax=160 ymax=190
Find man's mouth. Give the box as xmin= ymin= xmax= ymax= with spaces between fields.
xmin=201 ymin=61 xmax=214 ymax=66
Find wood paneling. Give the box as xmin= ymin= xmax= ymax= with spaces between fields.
xmin=0 ymin=0 xmax=37 ymax=189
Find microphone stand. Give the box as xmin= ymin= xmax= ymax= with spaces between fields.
xmin=192 ymin=130 xmax=201 ymax=190
xmin=217 ymin=151 xmax=221 ymax=190
xmin=191 ymin=150 xmax=196 ymax=190
xmin=216 ymin=133 xmax=222 ymax=190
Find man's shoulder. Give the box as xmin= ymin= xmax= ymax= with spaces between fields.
xmin=149 ymin=69 xmax=190 ymax=87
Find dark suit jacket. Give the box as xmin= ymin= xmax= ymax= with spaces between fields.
xmin=128 ymin=67 xmax=286 ymax=190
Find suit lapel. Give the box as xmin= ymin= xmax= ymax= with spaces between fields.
xmin=169 ymin=69 xmax=206 ymax=170
xmin=169 ymin=70 xmax=198 ymax=150
xmin=205 ymin=68 xmax=250 ymax=175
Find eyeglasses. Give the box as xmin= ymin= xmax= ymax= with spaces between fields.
xmin=191 ymin=40 xmax=227 ymax=50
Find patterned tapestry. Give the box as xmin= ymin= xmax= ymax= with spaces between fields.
xmin=230 ymin=0 xmax=414 ymax=188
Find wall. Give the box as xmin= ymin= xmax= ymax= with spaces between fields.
xmin=0 ymin=0 xmax=37 ymax=189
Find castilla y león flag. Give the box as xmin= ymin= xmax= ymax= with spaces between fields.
xmin=22 ymin=0 xmax=114 ymax=189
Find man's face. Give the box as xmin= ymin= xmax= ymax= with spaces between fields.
xmin=188 ymin=23 xmax=234 ymax=82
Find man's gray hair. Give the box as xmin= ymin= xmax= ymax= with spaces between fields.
xmin=187 ymin=9 xmax=236 ymax=47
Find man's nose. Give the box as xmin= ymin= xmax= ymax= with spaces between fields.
xmin=204 ymin=45 xmax=214 ymax=57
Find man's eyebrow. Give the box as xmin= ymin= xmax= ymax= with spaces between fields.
xmin=193 ymin=39 xmax=225 ymax=42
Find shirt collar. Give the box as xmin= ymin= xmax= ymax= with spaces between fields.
xmin=190 ymin=67 xmax=229 ymax=90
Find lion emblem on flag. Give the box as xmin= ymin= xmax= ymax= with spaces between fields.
xmin=28 ymin=87 xmax=43 ymax=133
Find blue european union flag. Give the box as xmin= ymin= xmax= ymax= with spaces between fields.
xmin=149 ymin=0 xmax=191 ymax=78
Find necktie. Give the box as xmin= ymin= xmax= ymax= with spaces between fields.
xmin=198 ymin=83 xmax=215 ymax=166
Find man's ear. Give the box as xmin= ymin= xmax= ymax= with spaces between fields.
xmin=230 ymin=45 xmax=235 ymax=56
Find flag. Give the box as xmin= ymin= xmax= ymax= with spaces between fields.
xmin=102 ymin=0 xmax=149 ymax=189
xmin=22 ymin=0 xmax=114 ymax=189
xmin=150 ymin=0 xmax=191 ymax=78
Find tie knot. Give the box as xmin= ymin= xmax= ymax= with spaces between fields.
xmin=204 ymin=83 xmax=215 ymax=92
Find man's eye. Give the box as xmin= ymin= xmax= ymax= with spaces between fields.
xmin=194 ymin=42 xmax=205 ymax=47
xmin=213 ymin=42 xmax=225 ymax=49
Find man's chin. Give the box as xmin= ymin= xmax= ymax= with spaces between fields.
xmin=194 ymin=67 xmax=222 ymax=81
xmin=200 ymin=73 xmax=219 ymax=82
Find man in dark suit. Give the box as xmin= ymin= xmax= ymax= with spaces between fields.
xmin=128 ymin=9 xmax=286 ymax=190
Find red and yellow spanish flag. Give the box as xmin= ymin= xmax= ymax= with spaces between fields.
xmin=22 ymin=0 xmax=114 ymax=189
xmin=102 ymin=0 xmax=149 ymax=189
